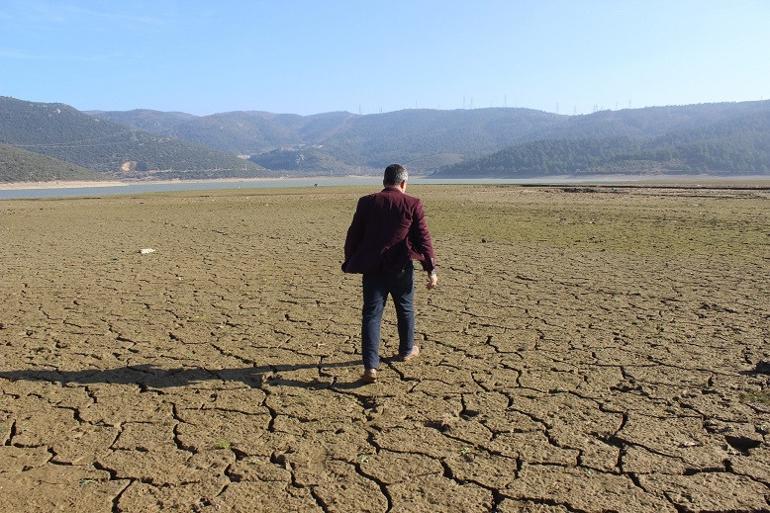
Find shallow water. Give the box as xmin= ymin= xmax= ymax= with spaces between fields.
xmin=1 ymin=174 xmax=767 ymax=200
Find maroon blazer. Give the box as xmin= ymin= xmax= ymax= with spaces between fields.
xmin=343 ymin=187 xmax=436 ymax=274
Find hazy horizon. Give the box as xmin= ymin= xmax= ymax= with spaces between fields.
xmin=19 ymin=97 xmax=770 ymax=119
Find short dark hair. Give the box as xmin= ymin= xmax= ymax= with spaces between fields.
xmin=383 ymin=164 xmax=408 ymax=186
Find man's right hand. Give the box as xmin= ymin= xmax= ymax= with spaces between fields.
xmin=427 ymin=272 xmax=438 ymax=290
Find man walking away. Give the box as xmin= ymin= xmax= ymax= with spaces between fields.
xmin=342 ymin=164 xmax=438 ymax=383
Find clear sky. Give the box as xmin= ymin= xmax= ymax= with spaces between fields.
xmin=1 ymin=0 xmax=768 ymax=116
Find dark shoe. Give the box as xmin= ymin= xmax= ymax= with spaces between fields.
xmin=399 ymin=346 xmax=420 ymax=362
xmin=361 ymin=368 xmax=378 ymax=383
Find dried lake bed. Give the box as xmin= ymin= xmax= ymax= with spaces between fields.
xmin=1 ymin=185 xmax=769 ymax=512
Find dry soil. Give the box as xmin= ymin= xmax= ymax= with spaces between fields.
xmin=1 ymin=185 xmax=769 ymax=512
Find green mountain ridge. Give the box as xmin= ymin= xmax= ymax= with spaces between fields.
xmin=0 ymin=97 xmax=263 ymax=178
xmin=517 ymin=101 xmax=770 ymax=143
xmin=434 ymin=110 xmax=770 ymax=177
xmin=320 ymin=108 xmax=564 ymax=169
xmin=248 ymin=145 xmax=380 ymax=175
xmin=83 ymin=109 xmax=197 ymax=135
xmin=92 ymin=109 xmax=362 ymax=156
xmin=0 ymin=144 xmax=97 ymax=182
xmin=92 ymin=100 xmax=770 ymax=177
xmin=4 ymin=95 xmax=770 ymax=181
xmin=91 ymin=107 xmax=564 ymax=172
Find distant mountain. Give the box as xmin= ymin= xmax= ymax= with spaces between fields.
xmin=171 ymin=111 xmax=307 ymax=154
xmin=0 ymin=97 xmax=263 ymax=178
xmin=91 ymin=109 xmax=359 ymax=155
xmin=434 ymin=108 xmax=770 ymax=177
xmin=518 ymin=101 xmax=770 ymax=142
xmin=91 ymin=107 xmax=564 ymax=172
xmin=249 ymin=145 xmax=363 ymax=175
xmin=92 ymin=101 xmax=770 ymax=177
xmin=7 ymin=95 xmax=770 ymax=181
xmin=0 ymin=144 xmax=97 ymax=182
xmin=84 ymin=109 xmax=196 ymax=135
xmin=320 ymin=108 xmax=564 ymax=170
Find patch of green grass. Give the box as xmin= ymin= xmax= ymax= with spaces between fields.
xmin=422 ymin=188 xmax=770 ymax=261
xmin=216 ymin=439 xmax=232 ymax=450
xmin=740 ymin=390 xmax=770 ymax=405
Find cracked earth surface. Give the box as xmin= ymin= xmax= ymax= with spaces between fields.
xmin=1 ymin=185 xmax=769 ymax=513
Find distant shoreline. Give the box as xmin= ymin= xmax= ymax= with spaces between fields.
xmin=1 ymin=174 xmax=769 ymax=193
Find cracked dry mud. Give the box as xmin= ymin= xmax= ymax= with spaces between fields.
xmin=1 ymin=185 xmax=769 ymax=513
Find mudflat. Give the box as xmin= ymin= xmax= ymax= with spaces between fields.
xmin=1 ymin=185 xmax=768 ymax=513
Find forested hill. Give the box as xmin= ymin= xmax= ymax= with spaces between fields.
xmin=92 ymin=100 xmax=770 ymax=176
xmin=319 ymin=108 xmax=565 ymax=169
xmin=520 ymin=100 xmax=770 ymax=142
xmin=91 ymin=108 xmax=566 ymax=171
xmin=0 ymin=97 xmax=263 ymax=176
xmin=5 ymin=95 xmax=770 ymax=181
xmin=84 ymin=109 xmax=197 ymax=136
xmin=92 ymin=109 xmax=360 ymax=154
xmin=0 ymin=144 xmax=97 ymax=182
xmin=434 ymin=104 xmax=770 ymax=177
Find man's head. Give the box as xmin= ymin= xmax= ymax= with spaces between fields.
xmin=383 ymin=164 xmax=408 ymax=190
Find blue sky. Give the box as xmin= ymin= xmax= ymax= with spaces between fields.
xmin=1 ymin=0 xmax=768 ymax=115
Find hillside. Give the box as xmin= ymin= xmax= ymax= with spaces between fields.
xmin=519 ymin=100 xmax=770 ymax=142
xmin=320 ymin=108 xmax=564 ymax=169
xmin=249 ymin=145 xmax=366 ymax=175
xmin=91 ymin=101 xmax=770 ymax=176
xmin=9 ymin=96 xmax=770 ymax=179
xmin=171 ymin=111 xmax=307 ymax=154
xmin=84 ymin=109 xmax=196 ymax=135
xmin=91 ymin=107 xmax=564 ymax=172
xmin=0 ymin=144 xmax=98 ymax=182
xmin=0 ymin=97 xmax=263 ymax=177
xmin=434 ymin=110 xmax=770 ymax=177
xmin=92 ymin=109 xmax=358 ymax=155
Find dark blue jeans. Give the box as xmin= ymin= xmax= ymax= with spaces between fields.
xmin=361 ymin=265 xmax=415 ymax=370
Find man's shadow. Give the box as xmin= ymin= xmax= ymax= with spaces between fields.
xmin=0 ymin=360 xmax=370 ymax=391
